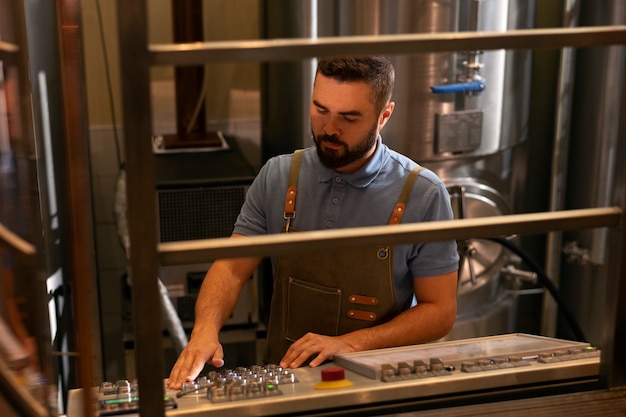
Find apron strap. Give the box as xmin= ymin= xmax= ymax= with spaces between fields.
xmin=284 ymin=149 xmax=304 ymax=230
xmin=388 ymin=166 xmax=425 ymax=225
xmin=284 ymin=152 xmax=423 ymax=226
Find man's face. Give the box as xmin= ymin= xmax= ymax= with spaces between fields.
xmin=310 ymin=74 xmax=394 ymax=173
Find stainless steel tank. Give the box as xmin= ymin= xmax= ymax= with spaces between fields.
xmin=321 ymin=0 xmax=532 ymax=160
xmin=318 ymin=0 xmax=536 ymax=339
xmin=558 ymin=0 xmax=626 ymax=346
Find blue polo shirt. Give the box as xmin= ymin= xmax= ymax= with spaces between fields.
xmin=233 ymin=137 xmax=459 ymax=310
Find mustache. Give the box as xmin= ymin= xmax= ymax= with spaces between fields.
xmin=317 ymin=134 xmax=344 ymax=146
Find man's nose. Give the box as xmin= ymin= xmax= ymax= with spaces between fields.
xmin=323 ymin=115 xmax=341 ymax=136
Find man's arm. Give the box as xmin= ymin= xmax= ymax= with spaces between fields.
xmin=279 ymin=270 xmax=458 ymax=368
xmin=167 ymin=234 xmax=262 ymax=389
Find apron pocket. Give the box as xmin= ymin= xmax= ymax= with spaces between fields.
xmin=286 ymin=277 xmax=342 ymax=341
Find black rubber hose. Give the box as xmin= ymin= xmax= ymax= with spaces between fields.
xmin=487 ymin=237 xmax=588 ymax=343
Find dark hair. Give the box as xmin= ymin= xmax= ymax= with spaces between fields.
xmin=316 ymin=56 xmax=395 ymax=113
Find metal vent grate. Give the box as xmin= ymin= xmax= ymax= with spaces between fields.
xmin=157 ymin=186 xmax=246 ymax=242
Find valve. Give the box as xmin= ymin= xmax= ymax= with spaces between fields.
xmin=431 ymin=0 xmax=486 ymax=98
xmin=431 ymin=79 xmax=486 ymax=94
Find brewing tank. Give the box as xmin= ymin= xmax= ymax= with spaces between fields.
xmin=318 ymin=0 xmax=536 ymax=338
xmin=320 ymin=0 xmax=532 ymax=161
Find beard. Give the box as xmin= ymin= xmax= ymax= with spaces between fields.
xmin=313 ymin=124 xmax=378 ymax=170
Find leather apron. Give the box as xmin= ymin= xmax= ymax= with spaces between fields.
xmin=264 ymin=150 xmax=424 ymax=364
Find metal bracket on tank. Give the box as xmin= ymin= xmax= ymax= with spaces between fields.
xmin=563 ymin=241 xmax=592 ymax=265
xmin=501 ymin=264 xmax=538 ymax=286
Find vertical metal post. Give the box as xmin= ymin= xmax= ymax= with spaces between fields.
xmin=9 ymin=0 xmax=62 ymax=414
xmin=542 ymin=0 xmax=580 ymax=338
xmin=172 ymin=0 xmax=205 ymax=136
xmin=614 ymin=179 xmax=626 ymax=388
xmin=115 ymin=0 xmax=165 ymax=416
xmin=556 ymin=0 xmax=626 ymax=346
xmin=260 ymin=0 xmax=316 ymax=160
xmin=56 ymin=0 xmax=103 ymax=413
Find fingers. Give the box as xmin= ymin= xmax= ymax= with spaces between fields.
xmin=308 ymin=351 xmax=331 ymax=367
xmin=211 ymin=346 xmax=225 ymax=368
xmin=167 ymin=344 xmax=224 ymax=390
xmin=280 ymin=348 xmax=312 ymax=369
xmin=167 ymin=356 xmax=202 ymax=390
xmin=279 ymin=333 xmax=335 ymax=369
xmin=279 ymin=334 xmax=310 ymax=368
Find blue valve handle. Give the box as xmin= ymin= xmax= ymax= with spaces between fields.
xmin=430 ymin=79 xmax=486 ymax=94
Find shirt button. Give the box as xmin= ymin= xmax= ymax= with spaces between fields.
xmin=335 ymin=176 xmax=342 ymax=183
xmin=332 ymin=198 xmax=339 ymax=204
xmin=325 ymin=221 xmax=333 ymax=227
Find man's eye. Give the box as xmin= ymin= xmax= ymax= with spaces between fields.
xmin=343 ymin=116 xmax=357 ymax=123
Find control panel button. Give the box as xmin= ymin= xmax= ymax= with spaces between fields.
xmin=380 ymin=358 xmax=451 ymax=381
xmin=314 ymin=367 xmax=354 ymax=390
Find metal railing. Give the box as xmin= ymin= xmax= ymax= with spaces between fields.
xmin=159 ymin=207 xmax=622 ymax=264
xmin=149 ymin=25 xmax=626 ymax=65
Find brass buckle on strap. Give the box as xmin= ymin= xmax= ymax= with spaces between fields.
xmin=283 ymin=212 xmax=296 ymax=232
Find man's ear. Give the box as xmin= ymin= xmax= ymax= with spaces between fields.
xmin=378 ymin=101 xmax=395 ymax=130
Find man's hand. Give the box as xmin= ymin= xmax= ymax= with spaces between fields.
xmin=279 ymin=332 xmax=357 ymax=369
xmin=167 ymin=246 xmax=261 ymax=390
xmin=277 ymin=271 xmax=458 ymax=370
xmin=167 ymin=336 xmax=225 ymax=390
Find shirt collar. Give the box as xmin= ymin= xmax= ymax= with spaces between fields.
xmin=317 ymin=136 xmax=386 ymax=188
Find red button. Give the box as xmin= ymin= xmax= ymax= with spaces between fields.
xmin=321 ymin=367 xmax=346 ymax=381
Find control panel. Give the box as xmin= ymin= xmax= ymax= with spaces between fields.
xmin=66 ymin=334 xmax=601 ymax=417
xmin=175 ymin=364 xmax=298 ymax=403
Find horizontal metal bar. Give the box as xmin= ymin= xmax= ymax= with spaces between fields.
xmin=0 ymin=41 xmax=19 ymax=64
xmin=159 ymin=207 xmax=622 ymax=266
xmin=149 ymin=26 xmax=626 ymax=66
xmin=0 ymin=223 xmax=36 ymax=258
xmin=51 ymin=351 xmax=80 ymax=357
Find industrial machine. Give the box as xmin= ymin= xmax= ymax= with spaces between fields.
xmin=155 ymin=138 xmax=260 ymax=330
xmin=66 ymin=334 xmax=601 ymax=416
xmin=153 ymin=139 xmax=261 ymax=368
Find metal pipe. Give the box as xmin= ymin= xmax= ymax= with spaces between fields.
xmin=159 ymin=207 xmax=622 ymax=266
xmin=543 ymin=0 xmax=581 ymax=338
xmin=260 ymin=0 xmax=316 ymax=159
xmin=149 ymin=25 xmax=626 ymax=65
xmin=588 ymin=44 xmax=625 ymax=265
